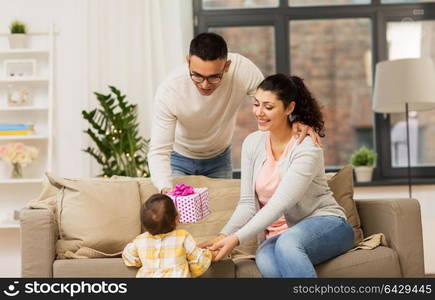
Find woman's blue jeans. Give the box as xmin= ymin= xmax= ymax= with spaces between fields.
xmin=170 ymin=146 xmax=233 ymax=178
xmin=255 ymin=215 xmax=354 ymax=278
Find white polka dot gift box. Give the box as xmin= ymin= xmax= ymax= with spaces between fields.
xmin=168 ymin=184 xmax=211 ymax=223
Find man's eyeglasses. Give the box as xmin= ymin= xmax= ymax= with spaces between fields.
xmin=189 ymin=63 xmax=226 ymax=84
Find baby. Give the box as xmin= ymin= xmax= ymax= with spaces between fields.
xmin=122 ymin=193 xmax=216 ymax=277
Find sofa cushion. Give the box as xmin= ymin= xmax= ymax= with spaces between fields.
xmin=53 ymin=258 xmax=235 ymax=278
xmin=26 ymin=176 xmax=59 ymax=213
xmin=138 ymin=176 xmax=258 ymax=259
xmin=316 ymin=246 xmax=402 ymax=277
xmin=235 ymin=247 xmax=401 ymax=278
xmin=45 ymin=173 xmax=142 ymax=259
xmin=326 ymin=165 xmax=364 ymax=245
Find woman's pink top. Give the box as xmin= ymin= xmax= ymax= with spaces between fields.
xmin=255 ymin=133 xmax=295 ymax=239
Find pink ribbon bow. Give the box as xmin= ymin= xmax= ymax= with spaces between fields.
xmin=170 ymin=184 xmax=194 ymax=196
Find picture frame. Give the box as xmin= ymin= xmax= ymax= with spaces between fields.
xmin=7 ymin=84 xmax=31 ymax=106
xmin=3 ymin=59 xmax=36 ymax=78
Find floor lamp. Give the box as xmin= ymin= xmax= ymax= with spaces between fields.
xmin=372 ymin=58 xmax=435 ymax=198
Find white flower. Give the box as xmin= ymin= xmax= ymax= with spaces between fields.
xmin=0 ymin=143 xmax=38 ymax=167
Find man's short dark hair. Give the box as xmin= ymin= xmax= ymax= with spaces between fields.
xmin=141 ymin=194 xmax=178 ymax=235
xmin=189 ymin=32 xmax=228 ymax=61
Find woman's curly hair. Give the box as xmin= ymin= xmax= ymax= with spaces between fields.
xmin=257 ymin=74 xmax=325 ymax=137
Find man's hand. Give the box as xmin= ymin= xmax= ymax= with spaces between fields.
xmin=209 ymin=234 xmax=239 ymax=262
xmin=161 ymin=187 xmax=172 ymax=194
xmin=291 ymin=122 xmax=322 ymax=147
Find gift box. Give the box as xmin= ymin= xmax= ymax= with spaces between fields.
xmin=168 ymin=184 xmax=210 ymax=223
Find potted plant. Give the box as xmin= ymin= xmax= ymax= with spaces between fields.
xmin=350 ymin=146 xmax=377 ymax=182
xmin=82 ymin=86 xmax=150 ymax=178
xmin=8 ymin=20 xmax=27 ymax=49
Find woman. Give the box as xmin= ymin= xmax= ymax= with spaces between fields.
xmin=200 ymin=74 xmax=354 ymax=277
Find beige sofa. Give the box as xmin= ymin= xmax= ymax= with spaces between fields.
xmin=20 ymin=174 xmax=425 ymax=278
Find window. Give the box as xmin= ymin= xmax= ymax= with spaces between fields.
xmin=387 ymin=20 xmax=435 ymax=167
xmin=194 ymin=0 xmax=435 ymax=181
xmin=382 ymin=0 xmax=435 ymax=3
xmin=202 ymin=0 xmax=278 ymax=9
xmin=209 ymin=26 xmax=275 ymax=168
xmin=355 ymin=127 xmax=374 ymax=150
xmin=289 ymin=0 xmax=370 ymax=6
xmin=289 ymin=18 xmax=372 ymax=167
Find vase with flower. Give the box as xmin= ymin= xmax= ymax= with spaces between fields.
xmin=0 ymin=142 xmax=38 ymax=179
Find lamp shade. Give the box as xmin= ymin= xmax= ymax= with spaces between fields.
xmin=372 ymin=58 xmax=435 ymax=113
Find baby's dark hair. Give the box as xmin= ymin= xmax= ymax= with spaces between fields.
xmin=141 ymin=194 xmax=178 ymax=235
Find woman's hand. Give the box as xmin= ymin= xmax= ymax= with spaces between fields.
xmin=291 ymin=122 xmax=322 ymax=147
xmin=198 ymin=234 xmax=226 ymax=249
xmin=209 ymin=234 xmax=240 ymax=261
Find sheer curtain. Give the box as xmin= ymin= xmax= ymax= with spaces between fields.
xmin=85 ymin=0 xmax=193 ymax=175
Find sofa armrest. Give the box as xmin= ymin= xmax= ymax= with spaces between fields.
xmin=20 ymin=208 xmax=58 ymax=277
xmin=355 ymin=198 xmax=424 ymax=277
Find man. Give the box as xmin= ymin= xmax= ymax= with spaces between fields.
xmin=148 ymin=32 xmax=320 ymax=193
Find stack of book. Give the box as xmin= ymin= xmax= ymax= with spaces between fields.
xmin=0 ymin=123 xmax=35 ymax=136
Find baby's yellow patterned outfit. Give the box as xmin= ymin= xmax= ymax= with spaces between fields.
xmin=122 ymin=229 xmax=212 ymax=278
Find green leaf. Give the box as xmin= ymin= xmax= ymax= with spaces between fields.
xmin=350 ymin=146 xmax=377 ymax=167
xmin=82 ymin=85 xmax=150 ymax=177
xmin=10 ymin=20 xmax=26 ymax=34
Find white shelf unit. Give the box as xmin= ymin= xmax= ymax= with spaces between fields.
xmin=0 ymin=49 xmax=49 ymax=55
xmin=0 ymin=106 xmax=48 ymax=112
xmin=0 ymin=78 xmax=49 ymax=84
xmin=0 ymin=23 xmax=55 ymax=229
xmin=0 ymin=178 xmax=44 ymax=184
xmin=0 ymin=134 xmax=48 ymax=141
xmin=0 ymin=223 xmax=20 ymax=229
